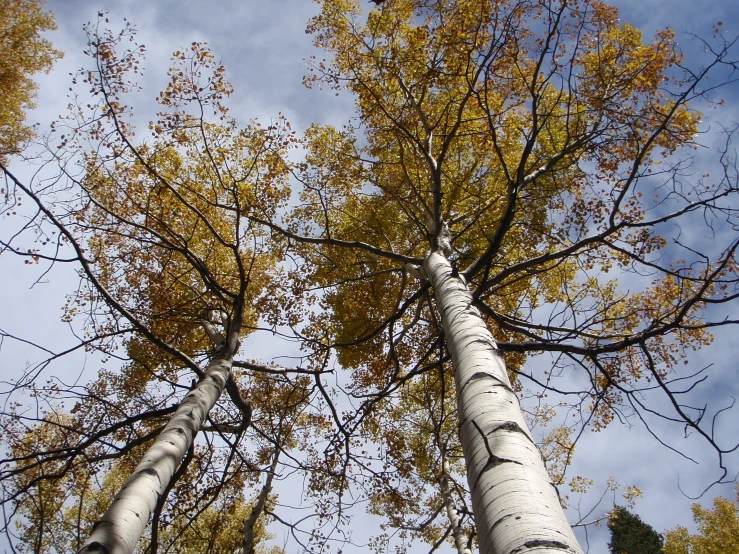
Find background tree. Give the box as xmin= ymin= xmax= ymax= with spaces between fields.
xmin=0 ymin=18 xmax=311 ymax=554
xmin=608 ymin=507 xmax=664 ymax=554
xmin=6 ymin=414 xmax=281 ymax=554
xmin=0 ymin=0 xmax=61 ymax=160
xmin=663 ymin=487 xmax=739 ymax=554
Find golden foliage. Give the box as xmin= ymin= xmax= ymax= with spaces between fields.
xmin=664 ymin=487 xmax=739 ymax=554
xmin=0 ymin=0 xmax=61 ymax=159
xmin=292 ymin=0 xmax=717 ymax=542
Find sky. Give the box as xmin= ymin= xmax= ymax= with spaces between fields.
xmin=2 ymin=0 xmax=739 ymax=553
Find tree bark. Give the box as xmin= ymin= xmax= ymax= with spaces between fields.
xmin=78 ymin=346 xmax=234 ymax=554
xmin=423 ymin=251 xmax=583 ymax=554
xmin=440 ymin=458 xmax=472 ymax=554
xmin=242 ymin=446 xmax=280 ymax=554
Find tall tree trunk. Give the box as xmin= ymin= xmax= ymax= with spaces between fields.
xmin=78 ymin=346 xmax=234 ymax=554
xmin=423 ymin=251 xmax=583 ymax=554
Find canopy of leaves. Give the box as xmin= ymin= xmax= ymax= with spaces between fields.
xmin=0 ymin=0 xmax=61 ymax=160
xmin=278 ymin=0 xmax=736 ymax=544
xmin=663 ymin=487 xmax=739 ymax=554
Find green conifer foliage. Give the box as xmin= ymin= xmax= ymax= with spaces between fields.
xmin=608 ymin=507 xmax=665 ymax=554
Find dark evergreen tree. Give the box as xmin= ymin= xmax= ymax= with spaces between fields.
xmin=608 ymin=507 xmax=664 ymax=554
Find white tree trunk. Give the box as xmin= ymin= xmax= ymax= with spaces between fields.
xmin=440 ymin=458 xmax=472 ymax=554
xmin=423 ymin=252 xmax=583 ymax=554
xmin=242 ymin=446 xmax=280 ymax=554
xmin=78 ymin=350 xmax=233 ymax=554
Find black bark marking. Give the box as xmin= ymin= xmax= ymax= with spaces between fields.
xmin=139 ymin=467 xmax=161 ymax=484
xmin=509 ymin=539 xmax=575 ymax=553
xmin=81 ymin=541 xmax=111 ymax=553
xmin=88 ymin=519 xmax=113 ymax=533
xmin=489 ymin=421 xmax=534 ymax=444
xmin=461 ymin=371 xmax=512 ymax=392
xmin=491 ymin=421 xmax=522 ymax=433
xmin=470 ymin=337 xmax=498 ymax=350
xmin=552 ymin=482 xmax=563 ymax=504
xmin=471 ymin=419 xmax=523 ymax=489
xmin=490 ymin=513 xmax=514 ymax=533
xmin=479 ymin=453 xmax=523 ymax=473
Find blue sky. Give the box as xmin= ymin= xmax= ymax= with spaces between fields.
xmin=2 ymin=0 xmax=739 ymax=552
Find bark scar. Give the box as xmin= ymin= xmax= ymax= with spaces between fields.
xmin=471 ymin=419 xmax=522 ymax=489
xmin=461 ymin=371 xmax=512 ymax=392
xmin=509 ymin=539 xmax=576 ymax=553
xmin=139 ymin=467 xmax=161 ymax=485
xmin=80 ymin=541 xmax=112 ymax=554
xmin=489 ymin=421 xmax=534 ymax=444
xmin=470 ymin=337 xmax=499 ymax=350
xmin=490 ymin=513 xmax=514 ymax=534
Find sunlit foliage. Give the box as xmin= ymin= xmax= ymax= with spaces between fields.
xmin=0 ymin=0 xmax=61 ymax=160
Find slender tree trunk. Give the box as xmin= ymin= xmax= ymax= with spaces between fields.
xmin=242 ymin=446 xmax=280 ymax=554
xmin=78 ymin=346 xmax=234 ymax=554
xmin=423 ymin=251 xmax=583 ymax=554
xmin=440 ymin=458 xmax=472 ymax=554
